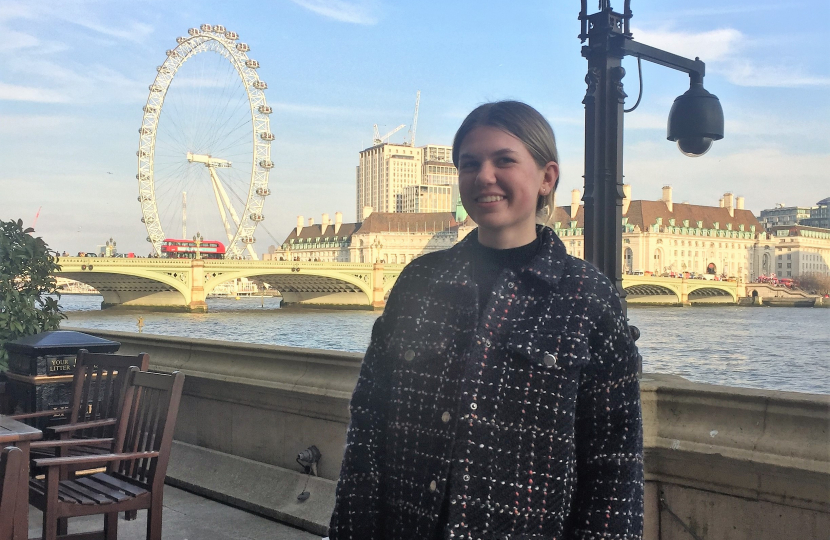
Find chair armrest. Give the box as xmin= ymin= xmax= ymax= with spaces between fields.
xmin=30 ymin=438 xmax=112 ymax=450
xmin=35 ymin=451 xmax=160 ymax=469
xmin=9 ymin=408 xmax=69 ymax=421
xmin=47 ymin=417 xmax=117 ymax=435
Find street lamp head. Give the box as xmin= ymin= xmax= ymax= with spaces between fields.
xmin=667 ymin=80 xmax=724 ymax=157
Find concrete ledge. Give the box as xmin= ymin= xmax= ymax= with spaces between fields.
xmin=167 ymin=441 xmax=335 ymax=536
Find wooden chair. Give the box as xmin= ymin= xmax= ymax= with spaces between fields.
xmin=0 ymin=446 xmax=23 ymax=540
xmin=12 ymin=350 xmax=150 ymax=466
xmin=29 ymin=368 xmax=185 ymax=540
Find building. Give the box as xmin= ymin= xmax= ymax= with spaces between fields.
xmin=265 ymin=210 xmax=458 ymax=264
xmin=356 ymin=143 xmax=457 ymax=221
xmin=759 ymin=200 xmax=829 ymax=231
xmin=511 ymin=187 xmax=778 ymax=282
xmin=768 ymin=225 xmax=830 ymax=278
xmin=801 ymin=197 xmax=829 ymax=229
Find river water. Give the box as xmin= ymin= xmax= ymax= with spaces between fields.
xmin=58 ymin=295 xmax=830 ymax=395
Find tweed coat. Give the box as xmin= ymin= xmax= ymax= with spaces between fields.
xmin=329 ymin=226 xmax=643 ymax=540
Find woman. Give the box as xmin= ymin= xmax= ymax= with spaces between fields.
xmin=329 ymin=101 xmax=643 ymax=540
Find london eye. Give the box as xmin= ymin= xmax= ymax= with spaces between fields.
xmin=137 ymin=24 xmax=273 ymax=259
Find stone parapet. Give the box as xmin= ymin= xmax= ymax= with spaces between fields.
xmin=73 ymin=329 xmax=830 ymax=538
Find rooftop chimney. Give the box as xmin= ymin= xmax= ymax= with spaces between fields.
xmin=736 ymin=196 xmax=745 ymax=210
xmin=723 ymin=193 xmax=735 ymax=217
xmin=335 ymin=211 xmax=343 ymax=234
xmin=622 ymin=184 xmax=632 ymax=215
xmin=570 ymin=189 xmax=580 ymax=220
xmin=308 ymin=217 xmax=315 ymax=226
xmin=363 ymin=206 xmax=373 ymax=220
xmin=296 ymin=215 xmax=304 ymax=235
xmin=662 ymin=185 xmax=673 ymax=213
xmin=719 ymin=198 xmax=724 ymax=208
xmin=321 ymin=213 xmax=330 ymax=234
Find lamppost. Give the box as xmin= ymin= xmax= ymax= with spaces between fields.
xmin=580 ymin=0 xmax=724 ymax=319
xmin=193 ymin=232 xmax=203 ymax=260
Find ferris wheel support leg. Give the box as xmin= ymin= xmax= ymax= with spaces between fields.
xmin=209 ymin=168 xmax=236 ymax=244
xmin=212 ymin=168 xmax=244 ymax=228
xmin=246 ymin=244 xmax=258 ymax=260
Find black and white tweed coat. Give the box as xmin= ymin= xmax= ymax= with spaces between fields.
xmin=329 ymin=226 xmax=643 ymax=540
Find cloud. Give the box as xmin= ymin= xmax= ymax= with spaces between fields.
xmin=0 ymin=82 xmax=68 ymax=102
xmin=632 ymin=25 xmax=830 ymax=88
xmin=286 ymin=0 xmax=380 ymax=25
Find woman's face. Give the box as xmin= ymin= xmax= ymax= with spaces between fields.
xmin=457 ymin=125 xmax=558 ymax=249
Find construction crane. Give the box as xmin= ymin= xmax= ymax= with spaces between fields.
xmin=373 ymin=124 xmax=406 ymax=146
xmin=407 ymin=91 xmax=420 ymax=147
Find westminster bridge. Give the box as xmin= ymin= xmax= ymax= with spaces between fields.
xmin=56 ymin=256 xmax=741 ymax=311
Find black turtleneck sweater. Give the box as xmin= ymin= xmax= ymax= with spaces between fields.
xmin=470 ymin=234 xmax=542 ymax=316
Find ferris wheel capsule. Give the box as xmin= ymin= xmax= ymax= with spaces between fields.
xmin=141 ymin=216 xmax=156 ymax=224
xmin=143 ymin=105 xmax=157 ymax=113
xmin=213 ymin=25 xmax=226 ymax=33
xmin=188 ymin=28 xmax=200 ymax=36
xmin=258 ymin=105 xmax=272 ymax=114
xmin=176 ymin=37 xmax=187 ymax=44
xmin=165 ymin=50 xmax=178 ymax=57
xmin=138 ymin=195 xmax=152 ymax=202
xmin=256 ymin=187 xmax=271 ymax=197
xmin=139 ymin=127 xmax=153 ymax=135
xmin=260 ymin=132 xmax=274 ymax=141
xmin=259 ymin=160 xmax=274 ymax=169
xmin=149 ymin=85 xmax=163 ymax=92
xmin=137 ymin=150 xmax=148 ymax=157
xmin=245 ymin=59 xmax=259 ymax=69
xmin=236 ymin=43 xmax=250 ymax=52
xmin=252 ymin=81 xmax=267 ymax=90
xmin=200 ymin=24 xmax=213 ymax=32
xmin=241 ymin=236 xmax=256 ymax=244
xmin=250 ymin=214 xmax=265 ymax=222
xmin=156 ymin=66 xmax=171 ymax=73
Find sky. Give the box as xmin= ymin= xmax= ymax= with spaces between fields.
xmin=0 ymin=0 xmax=828 ymax=255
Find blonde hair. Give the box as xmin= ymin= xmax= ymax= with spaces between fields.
xmin=452 ymin=101 xmax=560 ymax=225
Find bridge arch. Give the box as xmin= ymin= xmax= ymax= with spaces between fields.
xmin=57 ymin=268 xmax=192 ymax=310
xmin=624 ymin=283 xmax=681 ymax=303
xmin=203 ymin=267 xmax=375 ymax=307
xmin=686 ymin=285 xmax=737 ymax=302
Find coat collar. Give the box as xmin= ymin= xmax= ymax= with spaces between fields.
xmin=445 ymin=225 xmax=568 ymax=289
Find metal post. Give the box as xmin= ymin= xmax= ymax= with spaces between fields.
xmin=581 ymin=5 xmax=629 ymax=316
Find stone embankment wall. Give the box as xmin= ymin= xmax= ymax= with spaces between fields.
xmin=79 ymin=329 xmax=830 ymax=539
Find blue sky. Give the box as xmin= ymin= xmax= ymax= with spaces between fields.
xmin=1 ymin=0 xmax=827 ymax=254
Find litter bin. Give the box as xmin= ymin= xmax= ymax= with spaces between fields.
xmin=3 ymin=330 xmax=121 ymax=422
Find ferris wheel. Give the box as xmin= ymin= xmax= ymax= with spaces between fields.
xmin=137 ymin=24 xmax=273 ymax=259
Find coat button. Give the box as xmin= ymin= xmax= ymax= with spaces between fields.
xmin=507 ymin=282 xmax=515 ymax=288
xmin=543 ymin=353 xmax=556 ymax=367
xmin=429 ymin=480 xmax=437 ymax=492
xmin=463 ymin=474 xmax=470 ymax=482
xmin=404 ymin=349 xmax=415 ymax=361
xmin=441 ymin=411 xmax=451 ymax=423
xmin=470 ymin=402 xmax=477 ymax=411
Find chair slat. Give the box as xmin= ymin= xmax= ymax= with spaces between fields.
xmin=60 ymin=480 xmax=112 ymax=505
xmin=90 ymin=472 xmax=148 ymax=497
xmin=75 ymin=477 xmax=131 ymax=502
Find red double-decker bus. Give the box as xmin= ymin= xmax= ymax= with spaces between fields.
xmin=160 ymin=239 xmax=226 ymax=259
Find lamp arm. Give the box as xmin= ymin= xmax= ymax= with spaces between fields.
xmin=619 ymin=37 xmax=705 ymax=82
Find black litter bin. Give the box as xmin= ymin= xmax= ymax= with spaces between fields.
xmin=3 ymin=330 xmax=121 ymax=421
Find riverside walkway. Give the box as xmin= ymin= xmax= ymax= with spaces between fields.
xmin=28 ymin=485 xmax=320 ymax=540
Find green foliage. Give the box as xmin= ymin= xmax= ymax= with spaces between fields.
xmin=796 ymin=272 xmax=830 ymax=296
xmin=0 ymin=219 xmax=66 ymax=370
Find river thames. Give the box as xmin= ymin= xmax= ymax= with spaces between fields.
xmin=57 ymin=295 xmax=830 ymax=395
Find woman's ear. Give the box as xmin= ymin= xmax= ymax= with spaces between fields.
xmin=540 ymin=161 xmax=559 ymax=195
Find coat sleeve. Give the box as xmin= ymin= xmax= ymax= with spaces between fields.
xmin=328 ymin=273 xmax=406 ymax=539
xmin=569 ymin=292 xmax=644 ymax=540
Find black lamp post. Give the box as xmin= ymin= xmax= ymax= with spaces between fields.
xmin=579 ymin=0 xmax=724 ymax=321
